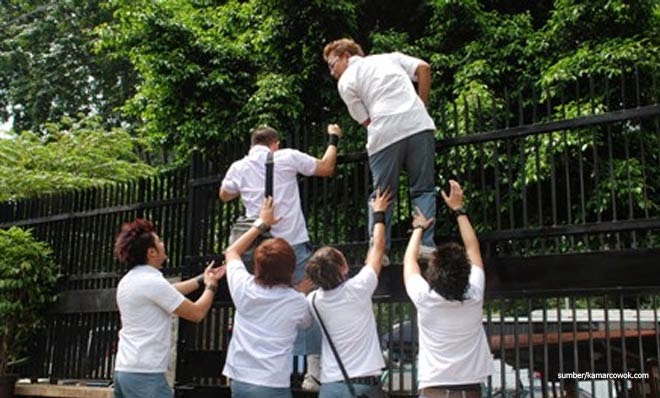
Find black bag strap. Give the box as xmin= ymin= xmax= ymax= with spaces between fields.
xmin=265 ymin=150 xmax=274 ymax=198
xmin=312 ymin=293 xmax=359 ymax=398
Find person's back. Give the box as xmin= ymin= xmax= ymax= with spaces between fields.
xmin=310 ymin=265 xmax=384 ymax=383
xmin=403 ymin=181 xmax=492 ymax=398
xmin=225 ymin=145 xmax=314 ymax=245
xmin=305 ymin=188 xmax=391 ymax=398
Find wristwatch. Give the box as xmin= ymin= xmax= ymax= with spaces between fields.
xmin=453 ymin=207 xmax=468 ymax=218
xmin=252 ymin=218 xmax=271 ymax=233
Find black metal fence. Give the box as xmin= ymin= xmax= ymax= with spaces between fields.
xmin=1 ymin=66 xmax=659 ymax=397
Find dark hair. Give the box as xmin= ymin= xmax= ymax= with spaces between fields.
xmin=253 ymin=238 xmax=295 ymax=287
xmin=250 ymin=126 xmax=279 ymax=147
xmin=114 ymin=219 xmax=157 ymax=267
xmin=425 ymin=242 xmax=471 ymax=302
xmin=305 ymin=246 xmax=345 ymax=290
xmin=323 ymin=38 xmax=365 ymax=61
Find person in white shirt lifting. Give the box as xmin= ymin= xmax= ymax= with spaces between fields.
xmin=403 ymin=180 xmax=493 ymax=398
xmin=113 ymin=219 xmax=226 ymax=398
xmin=222 ymin=197 xmax=314 ymax=398
xmin=304 ymin=188 xmax=392 ymax=398
xmin=219 ymin=124 xmax=342 ymax=390
xmin=323 ymin=38 xmax=437 ymax=264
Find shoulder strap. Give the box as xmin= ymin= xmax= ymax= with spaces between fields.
xmin=312 ymin=293 xmax=358 ymax=398
xmin=265 ymin=150 xmax=274 ymax=197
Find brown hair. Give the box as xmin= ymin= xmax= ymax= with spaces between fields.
xmin=424 ymin=243 xmax=471 ymax=302
xmin=323 ymin=38 xmax=365 ymax=61
xmin=114 ymin=219 xmax=157 ymax=268
xmin=250 ymin=126 xmax=279 ymax=147
xmin=305 ymin=246 xmax=345 ymax=290
xmin=253 ymin=238 xmax=296 ymax=287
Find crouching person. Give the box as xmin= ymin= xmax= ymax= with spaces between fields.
xmin=113 ymin=219 xmax=226 ymax=398
xmin=305 ymin=188 xmax=392 ymax=398
xmin=222 ymin=197 xmax=314 ymax=398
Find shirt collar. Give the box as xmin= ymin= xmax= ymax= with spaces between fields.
xmin=248 ymin=145 xmax=271 ymax=156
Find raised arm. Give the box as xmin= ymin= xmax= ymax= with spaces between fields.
xmin=441 ymin=180 xmax=483 ymax=268
xmin=365 ymin=188 xmax=392 ymax=275
xmin=403 ymin=207 xmax=434 ymax=283
xmin=224 ymin=196 xmax=279 ymax=263
xmin=173 ymin=261 xmax=226 ymax=323
xmin=415 ymin=61 xmax=431 ymax=107
xmin=315 ymin=124 xmax=343 ymax=177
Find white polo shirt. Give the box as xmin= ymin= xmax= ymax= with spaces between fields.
xmin=405 ymin=266 xmax=493 ymax=388
xmin=221 ymin=145 xmax=317 ymax=245
xmin=308 ymin=266 xmax=385 ymax=383
xmin=337 ymin=53 xmax=436 ymax=156
xmin=223 ymin=259 xmax=312 ymax=387
xmin=115 ymin=265 xmax=185 ymax=373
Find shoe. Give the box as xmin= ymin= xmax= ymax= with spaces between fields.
xmin=301 ymin=355 xmax=321 ymax=391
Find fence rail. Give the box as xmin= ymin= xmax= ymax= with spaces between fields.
xmin=2 ymin=67 xmax=659 ymax=397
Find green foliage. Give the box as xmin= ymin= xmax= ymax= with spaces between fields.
xmin=0 ymin=0 xmax=138 ymax=132
xmin=0 ymin=115 xmax=155 ymax=202
xmin=0 ymin=227 xmax=58 ymax=376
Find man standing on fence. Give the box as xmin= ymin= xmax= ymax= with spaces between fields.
xmin=403 ymin=180 xmax=492 ymax=398
xmin=219 ymin=123 xmax=343 ymax=391
xmin=323 ymin=38 xmax=437 ymax=263
xmin=113 ymin=218 xmax=226 ymax=398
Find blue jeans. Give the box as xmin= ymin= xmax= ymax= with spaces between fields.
xmin=230 ymin=380 xmax=292 ymax=398
xmin=113 ymin=371 xmax=172 ymax=398
xmin=319 ymin=381 xmax=382 ymax=398
xmin=368 ymin=130 xmax=436 ymax=249
xmin=291 ymin=242 xmax=322 ymax=355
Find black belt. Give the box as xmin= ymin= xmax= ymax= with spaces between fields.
xmin=342 ymin=376 xmax=380 ymax=386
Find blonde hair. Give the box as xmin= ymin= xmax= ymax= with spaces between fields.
xmin=323 ymin=38 xmax=365 ymax=61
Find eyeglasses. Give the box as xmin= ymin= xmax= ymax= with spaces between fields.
xmin=327 ymin=57 xmax=340 ymax=71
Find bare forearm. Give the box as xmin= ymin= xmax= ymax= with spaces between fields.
xmin=316 ymin=144 xmax=338 ymax=177
xmin=403 ymin=229 xmax=423 ymax=281
xmin=173 ymin=276 xmax=201 ymax=295
xmin=366 ymin=222 xmax=386 ymax=274
xmin=416 ymin=63 xmax=431 ymax=106
xmin=225 ymin=227 xmax=261 ymax=260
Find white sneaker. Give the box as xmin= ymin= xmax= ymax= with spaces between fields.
xmin=301 ymin=355 xmax=321 ymax=391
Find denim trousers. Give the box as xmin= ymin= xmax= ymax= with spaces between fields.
xmin=230 ymin=380 xmax=292 ymax=398
xmin=113 ymin=371 xmax=172 ymax=398
xmin=319 ymin=381 xmax=382 ymax=398
xmin=368 ymin=130 xmax=436 ymax=249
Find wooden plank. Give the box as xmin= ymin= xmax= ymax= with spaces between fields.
xmin=15 ymin=384 xmax=113 ymax=398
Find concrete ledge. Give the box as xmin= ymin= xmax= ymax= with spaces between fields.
xmin=15 ymin=384 xmax=113 ymax=398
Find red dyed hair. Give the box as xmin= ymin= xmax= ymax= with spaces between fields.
xmin=113 ymin=219 xmax=156 ymax=267
xmin=253 ymin=238 xmax=295 ymax=287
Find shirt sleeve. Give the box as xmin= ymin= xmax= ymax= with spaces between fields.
xmin=145 ymin=277 xmax=186 ymax=313
xmin=405 ymin=273 xmax=429 ymax=306
xmin=226 ymin=259 xmax=252 ymax=308
xmin=468 ymin=265 xmax=485 ymax=300
xmin=337 ymin=80 xmax=370 ymax=124
xmin=288 ymin=149 xmax=318 ymax=176
xmin=390 ymin=52 xmax=423 ymax=81
xmin=345 ymin=266 xmax=379 ymax=301
xmin=220 ymin=163 xmax=240 ymax=194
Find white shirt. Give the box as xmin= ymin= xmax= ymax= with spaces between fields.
xmin=115 ymin=265 xmax=185 ymax=373
xmin=337 ymin=53 xmax=436 ymax=156
xmin=405 ymin=266 xmax=493 ymax=388
xmin=221 ymin=145 xmax=317 ymax=245
xmin=308 ymin=266 xmax=385 ymax=383
xmin=223 ymin=259 xmax=312 ymax=387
